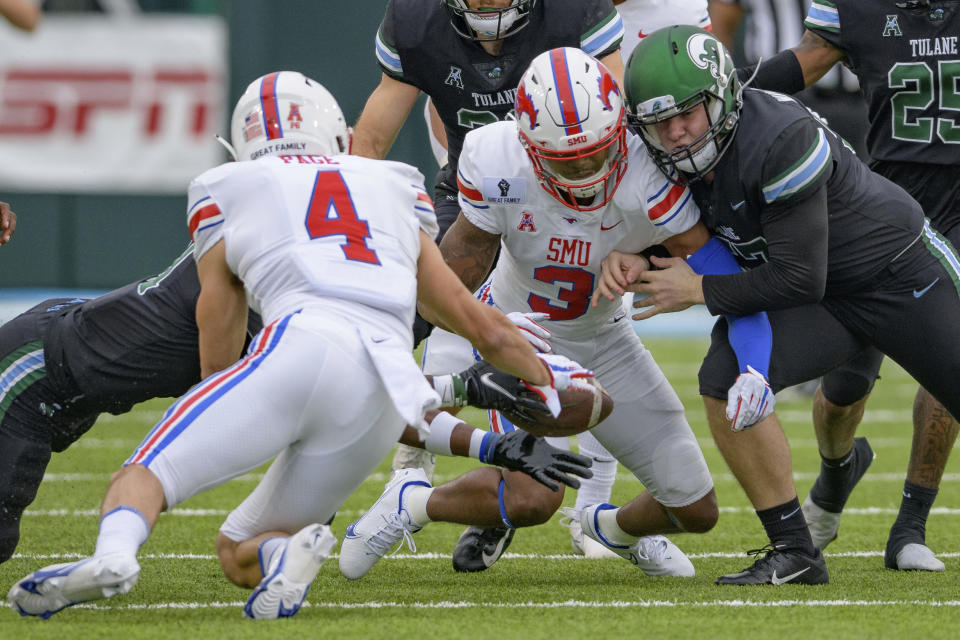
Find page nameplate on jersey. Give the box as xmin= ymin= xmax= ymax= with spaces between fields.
xmin=482 ymin=177 xmax=527 ymax=204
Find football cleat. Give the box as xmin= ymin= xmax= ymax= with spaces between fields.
xmin=803 ymin=437 xmax=875 ymax=549
xmin=244 ymin=523 xmax=337 ymax=619
xmin=389 ymin=444 xmax=436 ymax=484
xmin=7 ymin=553 xmax=140 ymax=618
xmin=716 ymin=543 xmax=829 ymax=585
xmin=570 ymin=505 xmax=695 ymax=577
xmin=339 ymin=468 xmax=430 ymax=580
xmin=451 ymin=525 xmax=516 ymax=572
xmin=560 ymin=512 xmax=620 ymax=559
xmin=885 ymin=542 xmax=945 ymax=572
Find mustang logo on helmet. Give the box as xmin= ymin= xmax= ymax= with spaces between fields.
xmin=515 ymin=83 xmax=539 ymax=130
xmin=596 ymin=68 xmax=620 ymax=112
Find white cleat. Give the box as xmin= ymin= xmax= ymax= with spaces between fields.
xmin=340 ymin=468 xmax=430 ymax=580
xmin=389 ymin=444 xmax=436 ymax=485
xmin=893 ymin=543 xmax=945 ymax=572
xmin=568 ymin=504 xmax=695 ymax=577
xmin=244 ymin=523 xmax=337 ymax=619
xmin=801 ymin=495 xmax=842 ymax=550
xmin=7 ymin=553 xmax=140 ymax=619
xmin=561 ymin=513 xmax=620 ymax=559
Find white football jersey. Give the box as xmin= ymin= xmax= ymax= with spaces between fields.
xmin=187 ymin=154 xmax=438 ymax=335
xmin=616 ymin=0 xmax=712 ymax=58
xmin=457 ymin=121 xmax=699 ymax=339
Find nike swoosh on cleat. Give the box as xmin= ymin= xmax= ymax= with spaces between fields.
xmin=481 ymin=536 xmax=511 ymax=567
xmin=771 ymin=567 xmax=810 ymax=585
xmin=913 ymin=277 xmax=939 ymax=298
xmin=481 ymin=372 xmax=517 ymax=401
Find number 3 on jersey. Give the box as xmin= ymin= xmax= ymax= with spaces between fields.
xmin=304 ymin=170 xmax=381 ymax=264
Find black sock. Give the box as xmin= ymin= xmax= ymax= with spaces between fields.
xmin=891 ymin=480 xmax=938 ymax=539
xmin=808 ymin=438 xmax=872 ymax=512
xmin=757 ymin=497 xmax=815 ymax=556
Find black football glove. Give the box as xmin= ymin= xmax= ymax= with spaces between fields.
xmin=482 ymin=431 xmax=593 ymax=492
xmin=457 ymin=360 xmax=552 ymax=424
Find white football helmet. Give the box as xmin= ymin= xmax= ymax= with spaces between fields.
xmin=443 ymin=0 xmax=535 ymax=41
xmin=228 ymin=71 xmax=350 ymax=162
xmin=515 ymin=47 xmax=628 ymax=212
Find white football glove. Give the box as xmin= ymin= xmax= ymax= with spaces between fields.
xmin=506 ymin=311 xmax=552 ymax=353
xmin=522 ymin=353 xmax=595 ymax=418
xmin=726 ymin=365 xmax=775 ymax=432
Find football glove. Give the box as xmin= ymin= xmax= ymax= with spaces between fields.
xmin=457 ymin=360 xmax=552 ymax=424
xmin=726 ymin=365 xmax=775 ymax=432
xmin=482 ymin=430 xmax=594 ymax=491
xmin=523 ymin=353 xmax=595 ymax=418
xmin=506 ymin=311 xmax=552 ymax=353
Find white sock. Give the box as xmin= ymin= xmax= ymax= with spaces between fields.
xmin=94 ymin=506 xmax=150 ymax=558
xmin=257 ymin=536 xmax=286 ymax=575
xmin=574 ymin=431 xmax=617 ymax=511
xmin=403 ymin=485 xmax=434 ymax=526
xmin=597 ymin=507 xmax=640 ymax=546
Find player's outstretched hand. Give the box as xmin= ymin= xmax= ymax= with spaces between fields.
xmin=484 ymin=430 xmax=594 ymax=491
xmin=523 ymin=353 xmax=595 ymax=418
xmin=459 ymin=360 xmax=552 ymax=423
xmin=506 ymin=311 xmax=552 ymax=353
xmin=0 ymin=201 xmax=17 ymax=246
xmin=726 ymin=365 xmax=775 ymax=431
xmin=629 ymin=255 xmax=702 ymax=321
xmin=591 ymin=250 xmax=649 ymax=308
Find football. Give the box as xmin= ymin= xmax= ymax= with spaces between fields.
xmin=502 ymin=378 xmax=613 ymax=437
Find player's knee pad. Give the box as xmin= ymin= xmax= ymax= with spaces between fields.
xmin=648 ymin=436 xmax=713 ymax=509
xmin=0 ymin=431 xmax=52 ymax=562
xmin=820 ymin=369 xmax=877 ymax=407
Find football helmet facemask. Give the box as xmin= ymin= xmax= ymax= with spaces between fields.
xmin=228 ymin=71 xmax=351 ymax=162
xmin=443 ymin=0 xmax=535 ymax=41
xmin=623 ymin=25 xmax=741 ymax=184
xmin=515 ymin=47 xmax=628 ymax=212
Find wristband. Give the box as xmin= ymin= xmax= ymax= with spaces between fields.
xmin=423 ymin=411 xmax=460 ymax=457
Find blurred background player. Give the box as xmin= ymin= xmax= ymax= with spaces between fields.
xmin=742 ymin=0 xmax=960 ymax=572
xmin=6 ymin=70 xmax=587 ymax=620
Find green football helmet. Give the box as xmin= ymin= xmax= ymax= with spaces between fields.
xmin=623 ymin=25 xmax=742 ymax=183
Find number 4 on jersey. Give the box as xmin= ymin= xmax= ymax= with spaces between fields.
xmin=304 ymin=170 xmax=381 ymax=264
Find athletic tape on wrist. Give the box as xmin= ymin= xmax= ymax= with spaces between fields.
xmin=423 ymin=411 xmax=460 ymax=457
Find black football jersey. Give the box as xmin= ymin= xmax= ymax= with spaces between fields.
xmin=805 ymin=0 xmax=960 ymax=164
xmin=695 ymin=89 xmax=924 ymax=313
xmin=43 ymin=246 xmax=262 ymax=415
xmin=375 ymin=0 xmax=622 ymax=183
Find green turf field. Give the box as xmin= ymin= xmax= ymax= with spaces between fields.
xmin=1 ymin=338 xmax=957 ymax=639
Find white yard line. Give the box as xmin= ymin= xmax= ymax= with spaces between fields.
xmin=58 ymin=598 xmax=960 ymax=611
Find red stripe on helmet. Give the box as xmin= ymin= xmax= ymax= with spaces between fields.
xmin=549 ymin=49 xmax=582 ymax=136
xmin=260 ymin=72 xmax=283 ymax=141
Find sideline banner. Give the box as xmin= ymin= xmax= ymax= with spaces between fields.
xmin=0 ymin=14 xmax=228 ymax=194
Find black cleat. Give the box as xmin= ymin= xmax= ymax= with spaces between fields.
xmin=452 ymin=526 xmax=515 ymax=573
xmin=716 ymin=543 xmax=829 ymax=585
